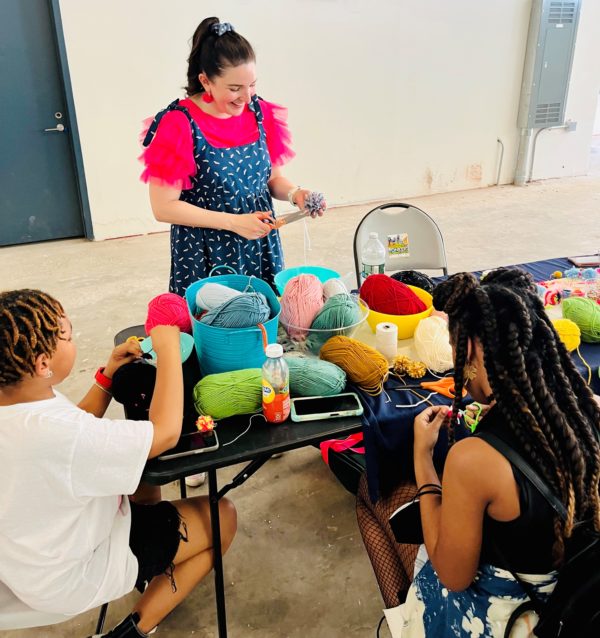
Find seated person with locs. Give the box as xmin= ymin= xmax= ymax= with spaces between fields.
xmin=0 ymin=290 xmax=236 ymax=638
xmin=357 ymin=269 xmax=600 ymax=637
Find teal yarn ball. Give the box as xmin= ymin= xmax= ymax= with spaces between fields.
xmin=562 ymin=297 xmax=600 ymax=343
xmin=306 ymin=294 xmax=362 ymax=353
xmin=200 ymin=292 xmax=271 ymax=328
xmin=286 ymin=356 xmax=347 ymax=397
xmin=193 ymin=369 xmax=262 ymax=419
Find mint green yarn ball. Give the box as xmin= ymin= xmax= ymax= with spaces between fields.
xmin=286 ymin=356 xmax=347 ymax=396
xmin=306 ymin=294 xmax=362 ymax=353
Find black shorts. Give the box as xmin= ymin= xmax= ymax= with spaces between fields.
xmin=129 ymin=500 xmax=188 ymax=593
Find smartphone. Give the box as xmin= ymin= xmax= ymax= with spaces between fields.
xmin=157 ymin=430 xmax=219 ymax=461
xmin=290 ymin=392 xmax=363 ymax=422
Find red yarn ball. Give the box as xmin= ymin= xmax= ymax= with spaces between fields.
xmin=145 ymin=293 xmax=192 ymax=334
xmin=359 ymin=274 xmax=427 ymax=315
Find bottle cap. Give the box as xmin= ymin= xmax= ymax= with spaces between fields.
xmin=265 ymin=343 xmax=283 ymax=358
xmin=369 ymin=232 xmax=378 ymax=239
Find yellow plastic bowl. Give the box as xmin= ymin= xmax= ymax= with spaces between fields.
xmin=363 ymin=285 xmax=433 ymax=340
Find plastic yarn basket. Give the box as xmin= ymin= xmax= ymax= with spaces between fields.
xmin=364 ymin=285 xmax=433 ymax=340
xmin=185 ymin=270 xmax=281 ymax=375
xmin=274 ymin=266 xmax=340 ymax=296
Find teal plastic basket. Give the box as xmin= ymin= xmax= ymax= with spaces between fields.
xmin=185 ymin=273 xmax=280 ymax=375
xmin=274 ymin=266 xmax=340 ymax=296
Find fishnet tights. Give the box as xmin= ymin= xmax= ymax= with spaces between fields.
xmin=356 ymin=474 xmax=420 ymax=608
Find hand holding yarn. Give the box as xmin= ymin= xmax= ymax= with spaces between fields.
xmin=145 ymin=292 xmax=192 ymax=334
xmin=413 ymin=405 xmax=450 ymax=455
xmin=104 ymin=340 xmax=142 ymax=378
xmin=295 ymin=190 xmax=327 ymax=218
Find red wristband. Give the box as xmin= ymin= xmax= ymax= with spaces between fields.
xmin=95 ymin=367 xmax=112 ymax=391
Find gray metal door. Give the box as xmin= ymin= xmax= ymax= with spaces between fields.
xmin=0 ymin=0 xmax=84 ymax=246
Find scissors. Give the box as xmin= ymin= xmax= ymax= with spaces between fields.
xmin=256 ymin=210 xmax=309 ymax=230
xmin=392 ymin=377 xmax=466 ymax=399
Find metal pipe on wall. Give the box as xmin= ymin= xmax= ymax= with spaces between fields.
xmin=496 ymin=138 xmax=505 ymax=186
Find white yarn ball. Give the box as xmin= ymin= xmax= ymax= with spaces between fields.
xmin=196 ymin=283 xmax=242 ymax=311
xmin=413 ymin=316 xmax=454 ymax=373
xmin=323 ymin=278 xmax=349 ymax=300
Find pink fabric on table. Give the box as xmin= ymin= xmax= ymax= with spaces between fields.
xmin=139 ymin=98 xmax=295 ymax=189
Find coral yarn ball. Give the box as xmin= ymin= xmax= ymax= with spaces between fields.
xmin=360 ymin=274 xmax=426 ymax=315
xmin=145 ymin=293 xmax=192 ymax=334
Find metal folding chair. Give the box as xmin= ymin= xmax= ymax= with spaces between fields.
xmin=353 ymin=202 xmax=448 ymax=286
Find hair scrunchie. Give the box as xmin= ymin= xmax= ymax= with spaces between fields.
xmin=211 ymin=22 xmax=234 ymax=36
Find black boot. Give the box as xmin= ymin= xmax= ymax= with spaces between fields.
xmin=87 ymin=612 xmax=149 ymax=638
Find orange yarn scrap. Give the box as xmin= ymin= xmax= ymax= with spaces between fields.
xmin=320 ymin=335 xmax=389 ymax=395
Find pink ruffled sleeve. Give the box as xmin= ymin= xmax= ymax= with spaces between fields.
xmin=138 ymin=110 xmax=196 ymax=190
xmin=259 ymin=99 xmax=296 ymax=167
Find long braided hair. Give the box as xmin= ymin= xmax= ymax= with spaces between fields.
xmin=0 ymin=289 xmax=63 ymax=388
xmin=433 ymin=268 xmax=600 ymax=563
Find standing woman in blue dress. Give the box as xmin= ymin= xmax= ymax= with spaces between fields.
xmin=140 ymin=17 xmax=326 ymax=296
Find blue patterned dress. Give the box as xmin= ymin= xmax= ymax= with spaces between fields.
xmin=142 ymin=95 xmax=284 ymax=296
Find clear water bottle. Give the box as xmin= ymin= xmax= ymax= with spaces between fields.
xmin=262 ymin=344 xmax=290 ymax=423
xmin=361 ymin=232 xmax=386 ymax=282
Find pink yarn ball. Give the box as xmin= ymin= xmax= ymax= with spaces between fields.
xmin=145 ymin=293 xmax=192 ymax=334
xmin=280 ymin=274 xmax=324 ymax=339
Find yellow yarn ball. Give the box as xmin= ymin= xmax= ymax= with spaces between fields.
xmin=552 ymin=318 xmax=581 ymax=352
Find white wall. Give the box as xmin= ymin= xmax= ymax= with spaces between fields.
xmin=593 ymin=92 xmax=600 ymax=136
xmin=58 ymin=0 xmax=600 ymax=240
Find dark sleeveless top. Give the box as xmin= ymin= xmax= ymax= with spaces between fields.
xmin=476 ymin=406 xmax=556 ymax=573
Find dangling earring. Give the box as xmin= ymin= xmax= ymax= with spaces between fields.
xmin=463 ymin=363 xmax=477 ymax=382
xmin=202 ymin=92 xmax=213 ymax=103
xmin=45 ymin=370 xmax=54 ymax=379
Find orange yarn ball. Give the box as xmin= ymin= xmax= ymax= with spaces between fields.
xmin=320 ymin=335 xmax=389 ymax=395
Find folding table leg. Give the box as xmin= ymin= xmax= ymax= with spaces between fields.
xmin=208 ymin=468 xmax=227 ymax=638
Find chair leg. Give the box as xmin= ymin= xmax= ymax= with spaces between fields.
xmin=179 ymin=477 xmax=187 ymax=499
xmin=95 ymin=602 xmax=109 ymax=634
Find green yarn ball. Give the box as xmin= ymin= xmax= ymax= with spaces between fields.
xmin=286 ymin=356 xmax=347 ymax=397
xmin=193 ymin=369 xmax=262 ymax=419
xmin=306 ymin=294 xmax=362 ymax=353
xmin=562 ymin=297 xmax=600 ymax=343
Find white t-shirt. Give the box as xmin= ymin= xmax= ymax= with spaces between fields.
xmin=0 ymin=391 xmax=153 ymax=615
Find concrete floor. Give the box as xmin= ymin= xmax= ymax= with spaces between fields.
xmin=1 ymin=165 xmax=600 ymax=637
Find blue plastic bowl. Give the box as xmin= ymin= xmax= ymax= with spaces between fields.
xmin=274 ymin=266 xmax=341 ymax=296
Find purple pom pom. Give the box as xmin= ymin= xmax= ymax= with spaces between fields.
xmin=304 ymin=191 xmax=326 ymax=217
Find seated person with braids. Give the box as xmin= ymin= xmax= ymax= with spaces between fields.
xmin=0 ymin=290 xmax=237 ymax=638
xmin=357 ymin=269 xmax=600 ymax=637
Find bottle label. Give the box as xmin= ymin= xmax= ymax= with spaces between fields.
xmin=262 ymin=380 xmax=290 ymax=423
xmin=361 ymin=262 xmax=385 ymax=279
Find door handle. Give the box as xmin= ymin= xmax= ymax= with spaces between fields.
xmin=44 ymin=123 xmax=65 ymax=132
